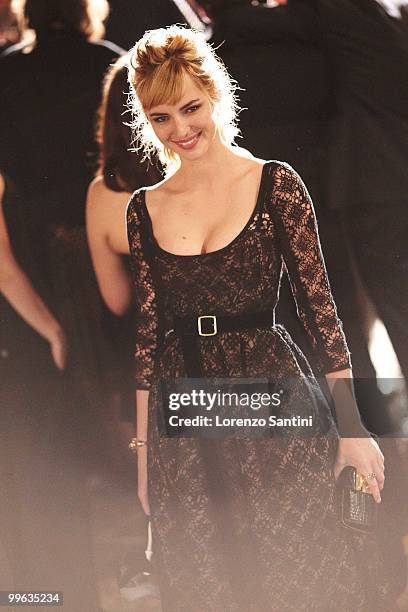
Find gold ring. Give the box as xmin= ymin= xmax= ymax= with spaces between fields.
xmin=365 ymin=472 xmax=376 ymax=481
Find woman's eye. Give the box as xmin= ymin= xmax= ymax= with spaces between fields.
xmin=185 ymin=105 xmax=200 ymax=113
xmin=153 ymin=116 xmax=168 ymax=123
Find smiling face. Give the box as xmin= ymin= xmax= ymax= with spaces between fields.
xmin=145 ymin=73 xmax=219 ymax=162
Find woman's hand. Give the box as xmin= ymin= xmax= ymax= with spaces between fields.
xmin=334 ymin=437 xmax=385 ymax=503
xmin=48 ymin=326 xmax=68 ymax=370
xmin=137 ymin=446 xmax=151 ymax=516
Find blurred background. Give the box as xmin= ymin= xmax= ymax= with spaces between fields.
xmin=0 ymin=1 xmax=407 ymax=610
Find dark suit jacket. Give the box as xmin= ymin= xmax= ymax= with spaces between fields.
xmin=211 ymin=1 xmax=333 ymax=207
xmin=105 ymin=0 xmax=188 ymax=50
xmin=313 ymin=0 xmax=408 ymax=209
xmin=216 ymin=0 xmax=408 ymax=209
xmin=0 ymin=31 xmax=123 ymax=228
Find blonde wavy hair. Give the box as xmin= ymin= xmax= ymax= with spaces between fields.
xmin=127 ymin=25 xmax=241 ymax=173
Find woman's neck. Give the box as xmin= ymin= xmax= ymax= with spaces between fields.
xmin=174 ymin=136 xmax=251 ymax=190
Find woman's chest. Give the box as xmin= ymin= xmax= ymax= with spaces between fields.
xmin=147 ymin=179 xmax=262 ymax=257
xmin=151 ymin=216 xmax=283 ymax=313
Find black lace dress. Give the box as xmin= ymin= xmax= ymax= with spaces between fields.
xmin=126 ymin=161 xmax=389 ymax=612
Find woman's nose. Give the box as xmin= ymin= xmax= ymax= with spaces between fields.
xmin=172 ymin=115 xmax=190 ymax=137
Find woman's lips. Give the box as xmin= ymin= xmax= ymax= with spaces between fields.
xmin=172 ymin=132 xmax=201 ymax=150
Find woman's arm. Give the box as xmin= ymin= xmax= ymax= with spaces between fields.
xmin=270 ymin=163 xmax=384 ymax=500
xmin=270 ymin=162 xmax=353 ymax=375
xmin=86 ymin=177 xmax=133 ymax=317
xmin=0 ymin=174 xmax=67 ymax=369
xmin=127 ymin=191 xmax=160 ymax=517
xmin=136 ymin=389 xmax=150 ymax=516
xmin=326 ymin=368 xmax=384 ymax=502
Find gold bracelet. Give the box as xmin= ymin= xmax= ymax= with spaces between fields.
xmin=129 ymin=437 xmax=147 ymax=454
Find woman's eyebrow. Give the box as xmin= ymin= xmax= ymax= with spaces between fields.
xmin=179 ymin=98 xmax=200 ymax=111
xmin=149 ymin=98 xmax=200 ymax=117
xmin=149 ymin=110 xmax=168 ymax=117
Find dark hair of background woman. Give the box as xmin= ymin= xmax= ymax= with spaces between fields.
xmin=97 ymin=55 xmax=162 ymax=192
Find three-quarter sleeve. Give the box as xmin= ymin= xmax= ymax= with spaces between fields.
xmin=270 ymin=162 xmax=352 ymax=374
xmin=126 ymin=191 xmax=158 ymax=390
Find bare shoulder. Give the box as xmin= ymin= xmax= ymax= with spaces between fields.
xmin=231 ymin=147 xmax=268 ymax=168
xmin=86 ymin=176 xmax=110 ymax=218
xmin=87 ymin=176 xmax=131 ymax=213
xmin=235 ymin=150 xmax=296 ymax=178
xmin=144 ymin=175 xmax=180 ymax=212
xmin=87 ymin=176 xmax=132 ymax=232
xmin=240 ymin=156 xmax=269 ymax=178
xmin=87 ymin=175 xmax=107 ymax=201
xmin=146 ymin=174 xmax=179 ymax=195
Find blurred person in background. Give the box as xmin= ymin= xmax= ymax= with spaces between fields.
xmin=312 ymin=0 xmax=408 ymax=388
xmin=87 ymin=53 xmax=161 ymax=464
xmin=0 ymin=0 xmax=20 ymax=52
xmin=86 ymin=54 xmax=162 ymax=601
xmin=201 ymin=0 xmax=392 ymax=436
xmin=201 ymin=0 xmax=408 ymax=602
xmin=0 ymin=0 xmax=123 ymax=468
xmin=88 ymin=53 xmax=161 ymax=430
xmin=313 ymin=3 xmax=408 ymax=600
xmin=0 ymin=171 xmax=67 ymax=371
xmin=0 ymin=168 xmax=78 ymax=602
xmin=105 ymin=0 xmax=201 ymax=50
xmin=0 ymin=0 xmax=123 ymax=607
xmin=202 ymin=0 xmax=408 ymax=430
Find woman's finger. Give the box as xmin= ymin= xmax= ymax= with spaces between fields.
xmin=362 ymin=470 xmax=382 ymax=503
xmin=370 ymin=438 xmax=385 ymax=462
xmin=375 ymin=459 xmax=385 ymax=490
xmin=51 ymin=344 xmax=64 ymax=370
xmin=51 ymin=338 xmax=68 ymax=371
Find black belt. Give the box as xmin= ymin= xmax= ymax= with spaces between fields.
xmin=171 ymin=310 xmax=275 ymax=378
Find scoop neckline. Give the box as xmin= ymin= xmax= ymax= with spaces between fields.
xmin=140 ymin=161 xmax=270 ymax=259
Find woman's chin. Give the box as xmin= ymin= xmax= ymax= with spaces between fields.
xmin=180 ymin=149 xmax=206 ymax=162
xmin=178 ymin=140 xmax=211 ymax=162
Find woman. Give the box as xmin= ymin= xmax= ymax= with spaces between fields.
xmin=0 ymin=172 xmax=99 ymax=606
xmin=0 ymin=0 xmax=124 ymax=474
xmin=124 ymin=25 xmax=388 ymax=611
xmin=87 ymin=54 xmax=162 ymax=428
xmin=86 ymin=54 xmax=163 ymax=600
xmin=87 ymin=54 xmax=161 ymax=318
xmin=0 ymin=2 xmax=122 ymax=607
xmin=0 ymin=173 xmax=67 ymax=368
xmin=0 ymin=170 xmax=67 ymax=581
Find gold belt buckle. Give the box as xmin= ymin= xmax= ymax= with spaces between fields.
xmin=197 ymin=315 xmax=217 ymax=337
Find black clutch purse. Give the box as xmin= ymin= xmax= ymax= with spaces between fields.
xmin=336 ymin=466 xmax=378 ymax=534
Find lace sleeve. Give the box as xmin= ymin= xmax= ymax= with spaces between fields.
xmin=270 ymin=162 xmax=352 ymax=374
xmin=126 ymin=191 xmax=158 ymax=390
